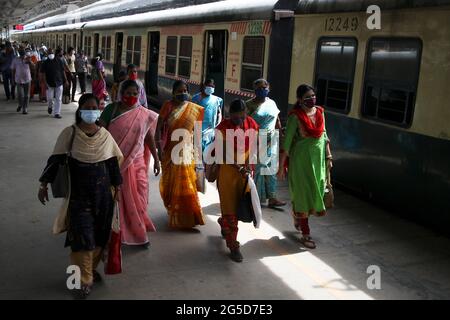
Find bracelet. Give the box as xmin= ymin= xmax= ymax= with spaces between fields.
xmin=326 ymin=155 xmax=333 ymax=160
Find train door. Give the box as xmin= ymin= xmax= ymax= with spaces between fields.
xmin=145 ymin=31 xmax=160 ymax=95
xmin=73 ymin=34 xmax=77 ymax=51
xmin=114 ymin=32 xmax=124 ymax=81
xmin=203 ymin=30 xmax=228 ymax=99
xmin=94 ymin=33 xmax=99 ymax=56
xmin=63 ymin=34 xmax=67 ymax=51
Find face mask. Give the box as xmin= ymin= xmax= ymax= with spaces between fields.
xmin=303 ymin=97 xmax=316 ymax=108
xmin=231 ymin=117 xmax=244 ymax=126
xmin=255 ymin=88 xmax=269 ymax=99
xmin=122 ymin=95 xmax=138 ymax=107
xmin=175 ymin=93 xmax=190 ymax=102
xmin=25 ymin=52 xmax=32 ymax=57
xmin=42 ymin=56 xmax=48 ymax=61
xmin=129 ymin=73 xmax=138 ymax=81
xmin=204 ymin=86 xmax=215 ymax=95
xmin=80 ymin=110 xmax=100 ymax=124
xmin=48 ymin=54 xmax=55 ymax=60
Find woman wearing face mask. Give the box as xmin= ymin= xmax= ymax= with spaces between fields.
xmin=99 ymin=80 xmax=160 ymax=248
xmin=278 ymin=84 xmax=332 ymax=249
xmin=191 ymin=79 xmax=223 ymax=151
xmin=155 ymin=80 xmax=205 ymax=229
xmin=38 ymin=93 xmax=123 ymax=298
xmin=91 ymin=53 xmax=107 ymax=101
xmin=213 ymin=99 xmax=259 ymax=262
xmin=246 ymin=79 xmax=286 ymax=208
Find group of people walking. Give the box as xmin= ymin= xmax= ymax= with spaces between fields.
xmin=34 ymin=46 xmax=332 ymax=298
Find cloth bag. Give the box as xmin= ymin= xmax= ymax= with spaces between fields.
xmin=205 ymin=163 xmax=219 ymax=183
xmin=236 ymin=176 xmax=257 ymax=226
xmin=104 ymin=199 xmax=122 ymax=275
xmin=51 ymin=125 xmax=75 ymax=198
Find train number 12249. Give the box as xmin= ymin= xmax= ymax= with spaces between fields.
xmin=325 ymin=17 xmax=359 ymax=32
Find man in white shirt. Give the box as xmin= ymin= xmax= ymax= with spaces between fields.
xmin=65 ymin=47 xmax=77 ymax=102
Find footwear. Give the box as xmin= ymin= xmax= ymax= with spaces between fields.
xmin=71 ymin=98 xmax=76 ymax=102
xmin=22 ymin=110 xmax=28 ymax=115
xmin=142 ymin=242 xmax=150 ymax=249
xmin=16 ymin=106 xmax=21 ymax=112
xmin=229 ymin=248 xmax=243 ymax=262
xmin=75 ymin=284 xmax=92 ymax=299
xmin=299 ymin=236 xmax=316 ymax=249
xmin=93 ymin=270 xmax=102 ymax=283
xmin=47 ymin=107 xmax=52 ymax=115
xmin=54 ymin=114 xmax=62 ymax=119
xmin=268 ymin=199 xmax=287 ymax=208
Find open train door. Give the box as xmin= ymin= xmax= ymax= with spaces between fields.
xmin=113 ymin=32 xmax=124 ymax=82
xmin=145 ymin=31 xmax=160 ymax=96
xmin=94 ymin=33 xmax=100 ymax=56
xmin=203 ymin=30 xmax=228 ymax=99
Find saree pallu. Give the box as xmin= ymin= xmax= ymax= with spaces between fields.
xmin=109 ymin=106 xmax=158 ymax=245
xmin=159 ymin=101 xmax=205 ymax=228
xmin=92 ymin=79 xmax=107 ymax=100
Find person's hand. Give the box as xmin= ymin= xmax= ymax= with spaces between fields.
xmin=327 ymin=159 xmax=333 ymax=170
xmin=38 ymin=184 xmax=49 ymax=205
xmin=157 ymin=149 xmax=163 ymax=162
xmin=277 ymin=168 xmax=286 ymax=180
xmin=154 ymin=161 xmax=161 ymax=176
xmin=113 ymin=186 xmax=120 ymax=201
xmin=239 ymin=166 xmax=250 ymax=179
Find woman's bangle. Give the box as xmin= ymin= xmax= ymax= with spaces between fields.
xmin=326 ymin=155 xmax=333 ymax=160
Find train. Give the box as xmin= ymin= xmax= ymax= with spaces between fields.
xmin=14 ymin=0 xmax=450 ymax=234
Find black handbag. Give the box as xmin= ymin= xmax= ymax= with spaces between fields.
xmin=236 ymin=176 xmax=255 ymax=224
xmin=51 ymin=126 xmax=76 ymax=198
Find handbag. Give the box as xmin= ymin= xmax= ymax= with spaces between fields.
xmin=236 ymin=176 xmax=256 ymax=224
xmin=196 ymin=165 xmax=206 ymax=194
xmin=104 ymin=200 xmax=122 ymax=275
xmin=324 ymin=166 xmax=334 ymax=209
xmin=50 ymin=125 xmax=76 ymax=198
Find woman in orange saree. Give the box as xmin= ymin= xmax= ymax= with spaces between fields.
xmin=155 ymin=80 xmax=205 ymax=229
xmin=100 ymin=80 xmax=160 ymax=248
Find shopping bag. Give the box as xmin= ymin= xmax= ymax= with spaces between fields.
xmin=104 ymin=200 xmax=122 ymax=275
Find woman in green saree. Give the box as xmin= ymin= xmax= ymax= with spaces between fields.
xmin=278 ymin=84 xmax=333 ymax=249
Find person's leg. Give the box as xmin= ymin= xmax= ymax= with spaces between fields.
xmin=71 ymin=73 xmax=77 ymax=100
xmin=54 ymin=85 xmax=63 ymax=117
xmin=91 ymin=247 xmax=103 ymax=282
xmin=267 ymin=173 xmax=286 ymax=207
xmin=70 ymin=250 xmax=94 ymax=297
xmin=2 ymin=71 xmax=11 ymax=99
xmin=22 ymin=82 xmax=30 ymax=113
xmin=10 ymin=72 xmax=15 ymax=100
xmin=46 ymin=86 xmax=54 ymax=114
xmin=298 ymin=216 xmax=315 ymax=249
xmin=220 ymin=214 xmax=242 ymax=262
xmin=16 ymin=83 xmax=24 ymax=112
xmin=78 ymin=72 xmax=86 ymax=93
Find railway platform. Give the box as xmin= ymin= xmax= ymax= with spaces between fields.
xmin=1 ymin=90 xmax=450 ymax=300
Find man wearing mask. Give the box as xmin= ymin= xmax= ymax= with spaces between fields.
xmin=11 ymin=48 xmax=34 ymax=114
xmin=40 ymin=48 xmax=68 ymax=119
xmin=246 ymin=78 xmax=286 ymax=208
xmin=116 ymin=64 xmax=148 ymax=108
xmin=191 ymin=79 xmax=223 ymax=151
xmin=0 ymin=42 xmax=17 ymax=100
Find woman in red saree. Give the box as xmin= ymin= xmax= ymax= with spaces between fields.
xmin=91 ymin=53 xmax=108 ymax=101
xmin=155 ymin=80 xmax=205 ymax=229
xmin=100 ymin=80 xmax=160 ymax=248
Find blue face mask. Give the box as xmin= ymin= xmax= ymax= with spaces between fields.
xmin=204 ymin=86 xmax=215 ymax=95
xmin=255 ymin=88 xmax=269 ymax=99
xmin=80 ymin=110 xmax=101 ymax=124
xmin=175 ymin=93 xmax=190 ymax=102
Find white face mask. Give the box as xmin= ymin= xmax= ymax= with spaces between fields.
xmin=48 ymin=54 xmax=55 ymax=60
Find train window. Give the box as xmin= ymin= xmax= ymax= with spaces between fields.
xmin=241 ymin=37 xmax=265 ymax=91
xmin=166 ymin=36 xmax=177 ymax=75
xmin=101 ymin=36 xmax=112 ymax=61
xmin=314 ymin=38 xmax=357 ymax=113
xmin=178 ymin=37 xmax=192 ymax=78
xmin=84 ymin=36 xmax=92 ymax=58
xmin=362 ymin=38 xmax=422 ymax=127
xmin=126 ymin=36 xmax=142 ymax=66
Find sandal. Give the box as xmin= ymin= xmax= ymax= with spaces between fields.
xmin=268 ymin=199 xmax=287 ymax=208
xmin=299 ymin=236 xmax=316 ymax=249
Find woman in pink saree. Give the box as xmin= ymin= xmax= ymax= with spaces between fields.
xmin=100 ymin=80 xmax=160 ymax=248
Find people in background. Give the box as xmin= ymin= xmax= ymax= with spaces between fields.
xmin=116 ymin=64 xmax=147 ymax=108
xmin=191 ymin=79 xmax=223 ymax=151
xmin=75 ymin=50 xmax=88 ymax=95
xmin=155 ymin=80 xmax=205 ymax=229
xmin=246 ymin=78 xmax=286 ymax=208
xmin=38 ymin=93 xmax=123 ymax=299
xmin=278 ymin=84 xmax=333 ymax=249
xmin=91 ymin=53 xmax=107 ymax=101
xmin=99 ymin=80 xmax=160 ymax=248
xmin=0 ymin=42 xmax=17 ymax=101
xmin=65 ymin=47 xmax=77 ymax=102
xmin=11 ymin=47 xmax=34 ymax=114
xmin=111 ymin=70 xmax=127 ymax=102
xmin=40 ymin=48 xmax=68 ymax=119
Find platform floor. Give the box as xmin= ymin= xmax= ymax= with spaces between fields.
xmin=1 ymin=89 xmax=450 ymax=300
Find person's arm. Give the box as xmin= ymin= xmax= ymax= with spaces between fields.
xmin=277 ymin=115 xmax=297 ymax=180
xmin=140 ymin=83 xmax=148 ymax=107
xmin=145 ymin=129 xmax=160 ymax=176
xmin=155 ymin=115 xmax=164 ymax=161
xmin=11 ymin=59 xmax=15 ymax=85
xmin=38 ymin=154 xmax=66 ymax=205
